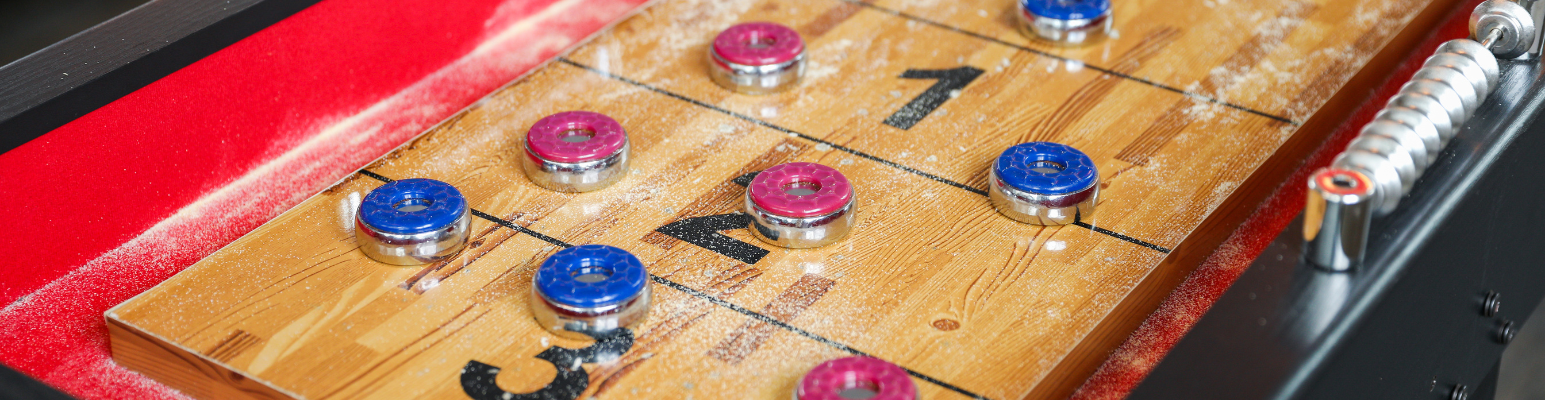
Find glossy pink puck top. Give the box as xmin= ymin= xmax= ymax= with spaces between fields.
xmin=712 ymin=22 xmax=805 ymax=66
xmin=797 ymin=357 xmax=917 ymax=400
xmin=525 ymin=111 xmax=627 ymax=163
xmin=748 ymin=162 xmax=852 ymax=218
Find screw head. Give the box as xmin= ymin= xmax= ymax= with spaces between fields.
xmin=1483 ymin=291 xmax=1502 ymax=317
xmin=1499 ymin=320 xmax=1517 ymax=344
xmin=1451 ymin=384 xmax=1469 ymax=400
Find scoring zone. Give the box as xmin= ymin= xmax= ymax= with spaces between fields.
xmin=108 ymin=0 xmax=1434 ymax=398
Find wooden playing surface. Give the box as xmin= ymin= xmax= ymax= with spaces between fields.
xmin=106 ymin=0 xmax=1460 ymax=398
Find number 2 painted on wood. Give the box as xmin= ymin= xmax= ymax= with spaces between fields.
xmin=649 ymin=171 xmax=771 ymax=265
xmin=882 ymin=66 xmax=984 ymax=130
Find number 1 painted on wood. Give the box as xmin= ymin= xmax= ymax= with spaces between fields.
xmin=883 ymin=66 xmax=984 ymax=130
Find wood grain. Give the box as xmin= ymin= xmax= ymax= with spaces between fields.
xmin=708 ymin=273 xmax=836 ymax=364
xmin=107 ymin=319 xmax=293 ymax=399
xmin=107 ymin=0 xmax=1461 ymax=398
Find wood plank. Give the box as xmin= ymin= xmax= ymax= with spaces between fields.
xmin=108 ymin=0 xmax=1461 ymax=398
xmin=105 ymin=318 xmax=293 ymax=399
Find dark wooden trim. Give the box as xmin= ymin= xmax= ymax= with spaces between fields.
xmin=0 ymin=0 xmax=322 ymax=155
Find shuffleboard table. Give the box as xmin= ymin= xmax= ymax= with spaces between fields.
xmin=3 ymin=0 xmax=1544 ymax=399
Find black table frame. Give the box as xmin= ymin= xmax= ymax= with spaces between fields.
xmin=1132 ymin=58 xmax=1545 ymax=400
xmin=4 ymin=1 xmax=1541 ymax=399
xmin=0 ymin=0 xmax=320 ymax=155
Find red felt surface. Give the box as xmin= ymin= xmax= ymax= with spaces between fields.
xmin=0 ymin=0 xmax=503 ymax=304
xmin=0 ymin=0 xmax=1482 ymax=398
xmin=0 ymin=0 xmax=643 ymax=398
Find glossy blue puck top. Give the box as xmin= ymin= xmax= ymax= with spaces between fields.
xmin=994 ymin=142 xmax=1099 ymax=195
xmin=358 ymin=178 xmax=468 ymax=234
xmin=534 ymin=245 xmax=648 ymax=308
xmin=1021 ymin=0 xmax=1111 ymax=21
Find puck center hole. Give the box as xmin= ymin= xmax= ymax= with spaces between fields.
xmin=393 ymin=197 xmax=434 ymax=212
xmin=560 ymin=127 xmax=596 ymax=143
xmin=744 ymin=33 xmax=777 ymax=49
xmin=1030 ymin=160 xmax=1065 ymax=174
xmin=1330 ymin=174 xmax=1358 ymax=189
xmin=783 ymin=180 xmax=821 ymax=196
xmin=572 ymin=266 xmax=613 ymax=283
xmin=837 ymin=380 xmax=880 ymax=399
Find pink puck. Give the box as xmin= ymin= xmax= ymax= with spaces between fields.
xmin=748 ymin=162 xmax=853 ymax=218
xmin=525 ymin=111 xmax=627 ymax=163
xmin=797 ymin=357 xmax=917 ymax=400
xmin=712 ymin=22 xmax=805 ymax=66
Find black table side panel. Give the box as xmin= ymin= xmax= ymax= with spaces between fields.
xmin=0 ymin=0 xmax=321 ymax=155
xmin=1131 ymin=59 xmax=1545 ymax=399
xmin=0 ymin=362 xmax=73 ymax=400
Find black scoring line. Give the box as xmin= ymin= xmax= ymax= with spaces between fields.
xmin=647 ymin=276 xmax=990 ymax=399
xmin=357 ymin=169 xmax=392 ymax=182
xmin=835 ymin=0 xmax=1298 ymax=126
xmin=1076 ymin=221 xmax=1168 ymax=253
xmin=555 ymin=58 xmax=1173 ymax=253
xmin=356 ymin=169 xmax=988 ymax=399
xmin=555 ymin=58 xmax=985 ymax=195
xmin=470 ymin=208 xmax=574 ymax=249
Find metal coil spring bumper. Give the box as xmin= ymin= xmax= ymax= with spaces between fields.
xmin=1305 ymin=0 xmax=1532 ymax=270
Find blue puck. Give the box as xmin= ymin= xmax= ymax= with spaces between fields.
xmin=994 ymin=142 xmax=1098 ymax=195
xmin=1021 ymin=0 xmax=1111 ymax=21
xmin=535 ymin=245 xmax=648 ymax=309
xmin=358 ymin=178 xmax=468 ymax=235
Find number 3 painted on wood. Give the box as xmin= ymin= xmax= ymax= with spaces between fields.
xmin=460 ymin=328 xmax=635 ymax=400
xmin=883 ymin=67 xmax=985 ymax=130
